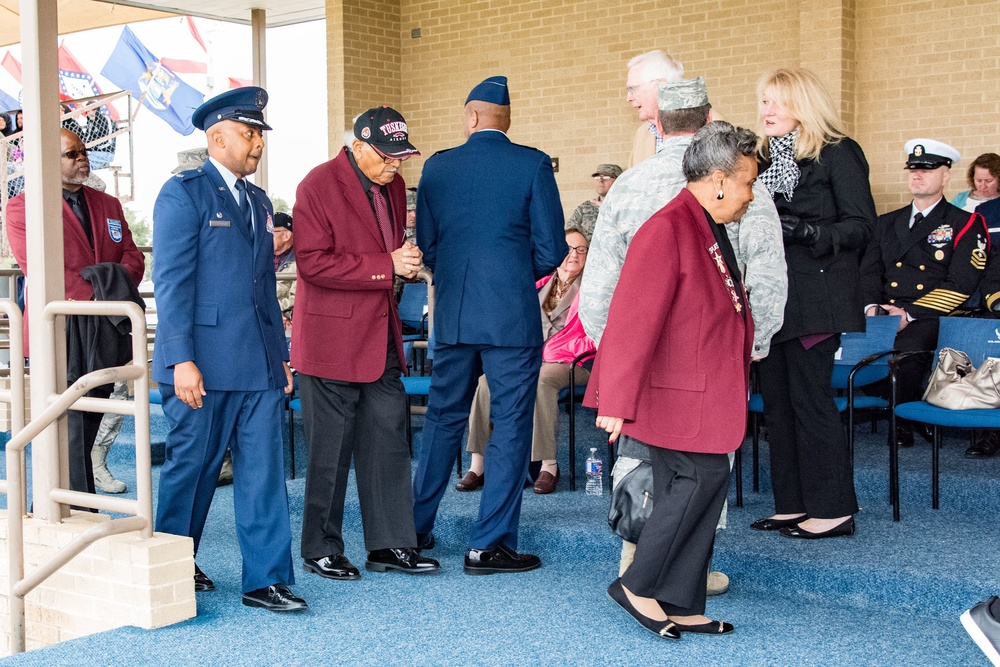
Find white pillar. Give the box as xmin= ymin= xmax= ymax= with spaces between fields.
xmin=251 ymin=8 xmax=268 ymax=193
xmin=21 ymin=0 xmax=69 ymax=521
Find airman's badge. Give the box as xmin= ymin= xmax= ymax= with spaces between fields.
xmin=107 ymin=218 xmax=122 ymax=243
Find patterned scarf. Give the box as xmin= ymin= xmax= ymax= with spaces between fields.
xmin=759 ymin=129 xmax=801 ymax=200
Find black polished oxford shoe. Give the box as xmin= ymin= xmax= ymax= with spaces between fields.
xmin=241 ymin=584 xmax=308 ymax=612
xmin=464 ymin=543 xmax=541 ymax=575
xmin=365 ymin=547 xmax=440 ymax=574
xmin=303 ymin=554 xmax=361 ymax=580
xmin=194 ymin=564 xmax=215 ymax=592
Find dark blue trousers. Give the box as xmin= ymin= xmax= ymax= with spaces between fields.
xmin=156 ymin=385 xmax=294 ymax=593
xmin=412 ymin=342 xmax=542 ymax=551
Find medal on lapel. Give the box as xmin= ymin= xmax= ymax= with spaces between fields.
xmin=708 ymin=243 xmax=742 ymax=314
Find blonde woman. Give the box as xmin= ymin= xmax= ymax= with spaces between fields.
xmin=750 ymin=68 xmax=875 ymax=539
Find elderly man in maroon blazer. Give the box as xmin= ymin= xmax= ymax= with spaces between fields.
xmin=291 ymin=106 xmax=439 ymax=580
xmin=6 ymin=128 xmax=144 ymax=495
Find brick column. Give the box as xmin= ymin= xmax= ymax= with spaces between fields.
xmin=327 ymin=0 xmax=402 ymax=157
xmin=799 ymin=0 xmax=857 ymax=132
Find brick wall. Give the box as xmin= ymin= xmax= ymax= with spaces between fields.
xmin=0 ymin=512 xmax=196 ymax=655
xmin=327 ymin=0 xmax=1000 ymax=217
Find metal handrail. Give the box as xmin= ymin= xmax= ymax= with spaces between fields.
xmin=3 ymin=299 xmax=151 ymax=655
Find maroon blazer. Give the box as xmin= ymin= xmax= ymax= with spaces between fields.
xmin=5 ymin=187 xmax=145 ymax=356
xmin=290 ymin=148 xmax=407 ymax=382
xmin=583 ymin=188 xmax=753 ymax=454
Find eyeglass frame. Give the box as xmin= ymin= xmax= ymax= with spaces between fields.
xmin=368 ymin=143 xmax=409 ymax=164
xmin=625 ymin=79 xmax=657 ymax=96
xmin=60 ymin=148 xmax=89 ymax=160
xmin=567 ymin=245 xmax=589 ymax=255
xmin=593 ymin=175 xmax=615 ymax=182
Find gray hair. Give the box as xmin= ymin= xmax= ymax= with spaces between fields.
xmin=343 ymin=113 xmax=362 ymax=149
xmin=626 ymin=50 xmax=684 ymax=82
xmin=682 ymin=121 xmax=758 ymax=182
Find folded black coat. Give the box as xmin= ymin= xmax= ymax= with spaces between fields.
xmin=66 ymin=262 xmax=145 ymax=385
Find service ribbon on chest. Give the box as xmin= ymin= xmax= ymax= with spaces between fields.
xmin=708 ymin=243 xmax=742 ymax=314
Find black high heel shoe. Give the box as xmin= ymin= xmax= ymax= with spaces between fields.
xmin=779 ymin=516 xmax=855 ymax=539
xmin=750 ymin=515 xmax=807 ymax=531
xmin=606 ymin=579 xmax=681 ymax=640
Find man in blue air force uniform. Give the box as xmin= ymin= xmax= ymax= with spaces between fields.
xmin=412 ymin=76 xmax=566 ymax=573
xmin=152 ymin=87 xmax=305 ymax=612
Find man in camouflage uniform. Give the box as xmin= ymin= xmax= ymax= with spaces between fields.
xmin=578 ymin=76 xmax=787 ymax=592
xmin=566 ymin=164 xmax=622 ymax=241
xmin=860 ymin=138 xmax=990 ymax=449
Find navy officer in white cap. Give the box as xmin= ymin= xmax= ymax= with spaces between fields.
xmin=860 ymin=138 xmax=989 ymax=448
xmin=152 ymin=86 xmax=306 ymax=611
xmin=412 ymin=75 xmax=566 ymax=573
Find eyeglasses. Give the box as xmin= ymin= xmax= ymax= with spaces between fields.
xmin=568 ymin=245 xmax=589 ymax=255
xmin=369 ymin=144 xmax=407 ymax=164
xmin=593 ymin=175 xmax=615 ymax=182
xmin=625 ymin=80 xmax=656 ymax=96
xmin=60 ymin=149 xmax=88 ymax=160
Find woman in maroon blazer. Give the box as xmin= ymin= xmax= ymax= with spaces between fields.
xmin=584 ymin=122 xmax=757 ymax=640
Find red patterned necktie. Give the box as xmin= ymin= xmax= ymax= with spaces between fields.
xmin=369 ymin=184 xmax=395 ymax=251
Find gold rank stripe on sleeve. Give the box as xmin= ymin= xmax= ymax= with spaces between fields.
xmin=912 ymin=288 xmax=970 ymax=312
xmin=988 ymin=292 xmax=1000 ymax=311
xmin=971 ymin=251 xmax=987 ymax=271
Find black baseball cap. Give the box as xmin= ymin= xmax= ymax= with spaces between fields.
xmin=353 ymin=106 xmax=420 ymax=159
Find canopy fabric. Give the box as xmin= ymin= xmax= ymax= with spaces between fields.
xmin=0 ymin=0 xmax=176 ymax=47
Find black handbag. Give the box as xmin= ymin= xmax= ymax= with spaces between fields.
xmin=607 ymin=460 xmax=653 ymax=543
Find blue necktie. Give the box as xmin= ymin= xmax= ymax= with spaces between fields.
xmin=235 ymin=179 xmax=252 ymax=230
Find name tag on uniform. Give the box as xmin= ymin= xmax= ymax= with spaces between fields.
xmin=210 ymin=220 xmax=231 ymax=227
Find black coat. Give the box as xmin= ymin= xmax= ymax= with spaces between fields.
xmin=861 ymin=200 xmax=988 ymax=319
xmin=762 ymin=137 xmax=876 ymax=343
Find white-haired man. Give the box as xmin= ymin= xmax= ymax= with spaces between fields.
xmin=625 ymin=50 xmax=684 ymax=167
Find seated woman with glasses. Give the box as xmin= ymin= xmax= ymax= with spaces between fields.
xmin=456 ymin=223 xmax=596 ymax=495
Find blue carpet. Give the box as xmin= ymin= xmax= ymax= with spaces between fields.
xmin=0 ymin=405 xmax=995 ymax=666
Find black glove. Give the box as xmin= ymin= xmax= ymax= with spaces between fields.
xmin=779 ymin=215 xmax=822 ymax=246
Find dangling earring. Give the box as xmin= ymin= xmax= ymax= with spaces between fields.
xmin=717 ymin=190 xmax=725 ymax=200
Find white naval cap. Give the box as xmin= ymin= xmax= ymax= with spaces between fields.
xmin=904 ymin=138 xmax=961 ymax=170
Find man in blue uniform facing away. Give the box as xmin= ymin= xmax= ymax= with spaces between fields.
xmin=412 ymin=75 xmax=566 ymax=573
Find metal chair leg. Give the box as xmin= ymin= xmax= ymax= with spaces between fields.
xmin=734 ymin=445 xmax=743 ymax=508
xmin=932 ymin=425 xmax=940 ymax=509
xmin=751 ymin=411 xmax=760 ymax=493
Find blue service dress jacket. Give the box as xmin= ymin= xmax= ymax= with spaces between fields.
xmin=416 ymin=129 xmax=567 ymax=347
xmin=152 ymin=159 xmax=288 ymax=389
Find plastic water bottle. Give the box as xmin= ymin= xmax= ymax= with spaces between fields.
xmin=585 ymin=448 xmax=603 ymax=496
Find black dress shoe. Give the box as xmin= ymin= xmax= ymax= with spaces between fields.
xmin=366 ymin=548 xmax=440 ymax=574
xmin=966 ymin=431 xmax=1000 ymax=458
xmin=416 ymin=532 xmax=435 ymax=551
xmin=464 ymin=543 xmax=541 ymax=575
xmin=455 ymin=470 xmax=484 ymax=492
xmin=749 ymin=515 xmax=807 ymax=531
xmin=672 ymin=619 xmax=734 ymax=635
xmin=895 ymin=425 xmax=915 ymax=448
xmin=194 ymin=564 xmax=215 ymax=592
xmin=241 ymin=584 xmax=307 ymax=612
xmin=606 ymin=578 xmax=680 ymax=640
xmin=303 ymin=554 xmax=361 ymax=580
xmin=779 ymin=517 xmax=855 ymax=539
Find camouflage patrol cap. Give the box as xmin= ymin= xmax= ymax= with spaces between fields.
xmin=657 ymin=76 xmax=710 ymax=112
xmin=406 ymin=188 xmax=417 ymax=211
xmin=172 ymin=147 xmax=209 ymax=174
xmin=591 ymin=164 xmax=623 ymax=179
xmin=566 ymin=201 xmax=598 ymax=242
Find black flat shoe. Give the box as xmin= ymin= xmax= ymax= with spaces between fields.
xmin=303 ymin=554 xmax=361 ymax=580
xmin=606 ymin=579 xmax=680 ymax=640
xmin=464 ymin=543 xmax=541 ymax=575
xmin=194 ymin=564 xmax=215 ymax=592
xmin=779 ymin=517 xmax=855 ymax=539
xmin=672 ymin=620 xmax=734 ymax=635
xmin=366 ymin=547 xmax=440 ymax=574
xmin=750 ymin=515 xmax=806 ymax=531
xmin=241 ymin=584 xmax=307 ymax=612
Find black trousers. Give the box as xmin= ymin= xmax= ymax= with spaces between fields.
xmin=759 ymin=336 xmax=859 ymax=518
xmin=66 ymin=383 xmax=113 ymax=498
xmin=298 ymin=346 xmax=416 ymax=558
xmin=886 ymin=317 xmax=940 ymax=405
xmin=620 ymin=448 xmax=730 ymax=616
